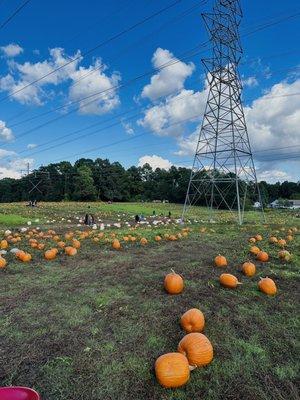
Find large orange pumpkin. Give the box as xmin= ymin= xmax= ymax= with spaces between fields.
xmin=256 ymin=251 xmax=269 ymax=262
xmin=178 ymin=332 xmax=213 ymax=367
xmin=242 ymin=262 xmax=256 ymax=277
xmin=219 ymin=273 xmax=241 ymax=289
xmin=155 ymin=353 xmax=190 ymax=388
xmin=164 ymin=270 xmax=184 ymax=294
xmin=214 ymin=255 xmax=227 ymax=267
xmin=180 ymin=308 xmax=205 ymax=333
xmin=258 ymin=277 xmax=277 ymax=295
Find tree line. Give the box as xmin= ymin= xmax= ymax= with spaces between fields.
xmin=0 ymin=158 xmax=299 ymax=205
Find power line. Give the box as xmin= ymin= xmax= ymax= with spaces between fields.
xmin=0 ymin=0 xmax=184 ymax=103
xmin=0 ymin=0 xmax=31 ymax=30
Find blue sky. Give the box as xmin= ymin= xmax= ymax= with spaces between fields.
xmin=0 ymin=0 xmax=299 ymax=182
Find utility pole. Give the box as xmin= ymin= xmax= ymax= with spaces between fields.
xmin=182 ymin=0 xmax=264 ymax=224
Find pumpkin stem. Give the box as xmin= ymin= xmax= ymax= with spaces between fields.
xmin=189 ymin=365 xmax=197 ymax=371
xmin=171 ymin=268 xmax=176 ymax=274
xmin=237 ymin=282 xmax=243 ymax=285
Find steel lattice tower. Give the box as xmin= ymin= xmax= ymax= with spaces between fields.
xmin=182 ymin=0 xmax=264 ymax=224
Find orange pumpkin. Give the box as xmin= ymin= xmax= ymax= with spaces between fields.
xmin=164 ymin=270 xmax=184 ymax=294
xmin=248 ymin=237 xmax=256 ymax=244
xmin=178 ymin=332 xmax=213 ymax=367
xmin=155 ymin=235 xmax=162 ymax=242
xmin=57 ymin=241 xmax=66 ymax=248
xmin=258 ymin=277 xmax=277 ymax=295
xmin=256 ymin=251 xmax=269 ymax=262
xmin=250 ymin=246 xmax=260 ymax=255
xmin=0 ymin=257 xmax=7 ymax=269
xmin=242 ymin=262 xmax=256 ymax=277
xmin=180 ymin=308 xmax=205 ymax=333
xmin=286 ymin=235 xmax=293 ymax=242
xmin=214 ymin=255 xmax=227 ymax=268
xmin=219 ymin=273 xmax=241 ymax=289
xmin=277 ymin=239 xmax=286 ymax=247
xmin=0 ymin=240 xmax=8 ymax=249
xmin=255 ymin=234 xmax=263 ymax=241
xmin=112 ymin=239 xmax=121 ymax=250
xmin=140 ymin=237 xmax=148 ymax=245
xmin=72 ymin=239 xmax=81 ymax=249
xmin=155 ymin=353 xmax=190 ymax=388
xmin=16 ymin=250 xmax=26 ymax=260
xmin=44 ymin=249 xmax=56 ymax=260
xmin=22 ymin=253 xmax=32 ymax=262
xmin=65 ymin=246 xmax=77 ymax=256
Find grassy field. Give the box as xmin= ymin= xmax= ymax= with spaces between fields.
xmin=0 ymin=202 xmax=299 ymax=400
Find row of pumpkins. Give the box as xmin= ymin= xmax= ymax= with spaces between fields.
xmin=0 ymin=227 xmax=192 ymax=268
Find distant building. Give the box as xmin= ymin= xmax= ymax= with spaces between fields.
xmin=269 ymin=199 xmax=300 ymax=209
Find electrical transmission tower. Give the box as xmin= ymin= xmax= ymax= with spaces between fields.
xmin=183 ymin=0 xmax=264 ymax=224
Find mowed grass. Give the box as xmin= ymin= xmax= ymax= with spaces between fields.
xmin=0 ymin=202 xmax=299 ymax=400
xmin=0 ymin=214 xmax=29 ymax=226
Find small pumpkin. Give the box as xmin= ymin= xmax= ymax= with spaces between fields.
xmin=277 ymin=239 xmax=286 ymax=247
xmin=155 ymin=235 xmax=162 ymax=242
xmin=65 ymin=246 xmax=77 ymax=256
xmin=72 ymin=239 xmax=81 ymax=249
xmin=214 ymin=255 xmax=227 ymax=268
xmin=155 ymin=353 xmax=190 ymax=388
xmin=164 ymin=269 xmax=184 ymax=294
xmin=269 ymin=236 xmax=278 ymax=244
xmin=178 ymin=332 xmax=213 ymax=367
xmin=0 ymin=257 xmax=7 ymax=269
xmin=258 ymin=277 xmax=277 ymax=295
xmin=242 ymin=261 xmax=256 ymax=277
xmin=256 ymin=251 xmax=269 ymax=262
xmin=278 ymin=250 xmax=292 ymax=262
xmin=44 ymin=249 xmax=56 ymax=260
xmin=140 ymin=237 xmax=148 ymax=245
xmin=255 ymin=234 xmax=263 ymax=241
xmin=250 ymin=246 xmax=260 ymax=255
xmin=286 ymin=235 xmax=293 ymax=242
xmin=0 ymin=240 xmax=8 ymax=249
xmin=180 ymin=308 xmax=205 ymax=333
xmin=248 ymin=237 xmax=256 ymax=244
xmin=112 ymin=239 xmax=121 ymax=250
xmin=22 ymin=253 xmax=32 ymax=262
xmin=219 ymin=273 xmax=241 ymax=289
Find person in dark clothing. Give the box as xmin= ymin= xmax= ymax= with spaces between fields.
xmin=135 ymin=214 xmax=140 ymax=223
xmin=168 ymin=211 xmax=171 ymax=218
xmin=84 ymin=214 xmax=95 ymax=226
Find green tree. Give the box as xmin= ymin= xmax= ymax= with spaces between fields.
xmin=73 ymin=165 xmax=97 ymax=201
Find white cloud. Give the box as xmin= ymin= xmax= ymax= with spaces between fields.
xmin=0 ymin=43 xmax=23 ymax=57
xmin=68 ymin=59 xmax=121 ymax=115
xmin=245 ymin=78 xmax=300 ymax=158
xmin=139 ymin=89 xmax=207 ymax=137
xmin=0 ymin=47 xmax=82 ymax=105
xmin=121 ymin=121 xmax=134 ymax=135
xmin=242 ymin=76 xmax=258 ymax=87
xmin=27 ymin=143 xmax=37 ymax=149
xmin=0 ymin=153 xmax=33 ymax=178
xmin=257 ymin=169 xmax=292 ymax=183
xmin=138 ymin=154 xmax=173 ymax=170
xmin=141 ymin=48 xmax=194 ymax=101
xmin=0 ymin=120 xmax=14 ymax=141
xmin=0 ymin=149 xmax=16 ymax=158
